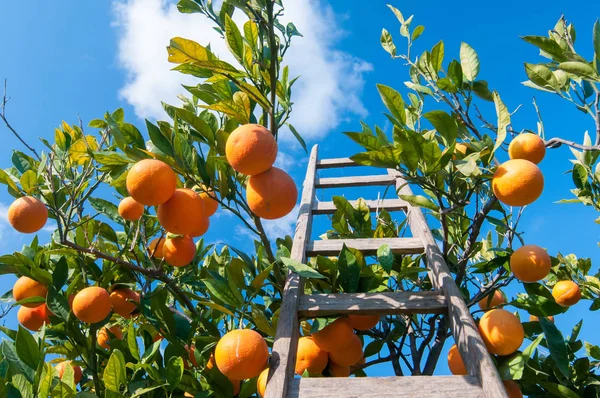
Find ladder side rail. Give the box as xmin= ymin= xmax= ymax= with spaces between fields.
xmin=265 ymin=145 xmax=319 ymax=398
xmin=387 ymin=169 xmax=507 ymax=398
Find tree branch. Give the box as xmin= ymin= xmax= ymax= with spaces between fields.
xmin=422 ymin=316 xmax=448 ymax=375
xmin=1 ymin=80 xmax=41 ymax=160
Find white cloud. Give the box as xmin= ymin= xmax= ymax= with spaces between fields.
xmin=112 ymin=0 xmax=372 ymax=141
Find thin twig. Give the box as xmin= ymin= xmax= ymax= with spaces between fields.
xmin=1 ymin=80 xmax=40 ymax=160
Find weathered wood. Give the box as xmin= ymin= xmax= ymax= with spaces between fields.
xmin=265 ymin=145 xmax=319 ymax=398
xmin=312 ymin=198 xmax=408 ymax=214
xmin=288 ymin=376 xmax=484 ymax=398
xmin=306 ymin=237 xmax=424 ymax=256
xmin=388 ymin=169 xmax=507 ymax=398
xmin=316 ymin=157 xmax=359 ymax=169
xmin=315 ymin=174 xmax=396 ymax=188
xmin=298 ymin=291 xmax=447 ymax=317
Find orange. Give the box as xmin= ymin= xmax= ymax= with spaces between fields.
xmin=447 ymin=344 xmax=467 ymax=375
xmin=215 ymin=329 xmax=269 ymax=380
xmin=199 ymin=187 xmax=219 ymax=217
xmin=163 ymin=235 xmax=196 ymax=267
xmin=126 ymin=159 xmax=177 ymax=206
xmin=246 ymin=167 xmax=297 ymax=220
xmin=478 ymin=290 xmax=505 ymax=311
xmin=503 ymin=380 xmax=523 ymax=398
xmin=529 ymin=315 xmax=554 ymax=323
xmin=189 ymin=216 xmax=210 ymax=237
xmin=348 ymin=314 xmax=380 ymax=330
xmin=206 ymin=352 xmax=215 ymax=370
xmin=8 ymin=196 xmax=48 ymax=233
xmin=97 ymin=325 xmax=123 ymax=349
xmin=17 ymin=304 xmax=50 ymax=331
xmin=478 ymin=309 xmax=524 ymax=356
xmin=295 ymin=336 xmax=328 ymax=376
xmin=118 ymin=197 xmax=144 ymax=221
xmin=508 ymin=133 xmax=545 ymax=164
xmin=68 ymin=294 xmax=75 ymax=309
xmin=510 ymin=245 xmax=551 ymax=283
xmin=109 ymin=287 xmax=140 ymax=318
xmin=157 ymin=188 xmax=206 ymax=235
xmin=492 ymin=159 xmax=544 ymax=206
xmin=329 ymin=362 xmax=351 ymax=377
xmin=231 ymin=379 xmax=240 ymax=396
xmin=552 ymin=280 xmax=581 ymax=307
xmin=56 ymin=360 xmax=83 ymax=385
xmin=148 ymin=237 xmax=165 ymax=259
xmin=72 ymin=286 xmax=112 ymax=324
xmin=13 ymin=276 xmax=47 ymax=308
xmin=257 ymin=368 xmax=269 ymax=398
xmin=225 ymin=124 xmax=277 ymax=175
xmin=312 ymin=318 xmax=355 ymax=353
xmin=328 ymin=333 xmax=363 ymax=367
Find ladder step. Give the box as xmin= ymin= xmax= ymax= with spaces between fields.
xmin=298 ymin=291 xmax=447 ymax=317
xmin=316 ymin=157 xmax=358 ymax=169
xmin=288 ymin=376 xmax=484 ymax=398
xmin=315 ymin=174 xmax=396 ymax=188
xmin=312 ymin=199 xmax=408 ymax=214
xmin=306 ymin=238 xmax=424 ymax=256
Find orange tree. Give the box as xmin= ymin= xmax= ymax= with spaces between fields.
xmin=0 ymin=1 xmax=599 ymax=398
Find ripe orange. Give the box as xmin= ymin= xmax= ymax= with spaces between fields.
xmin=109 ymin=287 xmax=140 ymax=318
xmin=13 ymin=276 xmax=47 ymax=308
xmin=199 ymin=187 xmax=219 ymax=217
xmin=118 ymin=197 xmax=144 ymax=221
xmin=184 ymin=344 xmax=198 ymax=368
xmin=246 ymin=167 xmax=297 ymax=220
xmin=508 ymin=133 xmax=545 ymax=164
xmin=189 ymin=216 xmax=210 ymax=237
xmin=348 ymin=314 xmax=380 ymax=331
xmin=8 ymin=196 xmax=48 ymax=233
xmin=163 ymin=235 xmax=196 ymax=267
xmin=503 ymin=380 xmax=523 ymax=398
xmin=257 ymin=368 xmax=269 ymax=398
xmin=295 ymin=336 xmax=328 ymax=376
xmin=72 ymin=286 xmax=112 ymax=324
xmin=231 ymin=379 xmax=240 ymax=396
xmin=328 ymin=333 xmax=363 ymax=367
xmin=478 ymin=309 xmax=524 ymax=356
xmin=215 ymin=329 xmax=269 ymax=380
xmin=510 ymin=245 xmax=551 ymax=283
xmin=312 ymin=318 xmax=355 ymax=353
xmin=126 ymin=159 xmax=177 ymax=206
xmin=148 ymin=237 xmax=165 ymax=259
xmin=206 ymin=352 xmax=215 ymax=370
xmin=478 ymin=290 xmax=505 ymax=311
xmin=552 ymin=280 xmax=581 ymax=307
xmin=17 ymin=304 xmax=50 ymax=331
xmin=157 ymin=188 xmax=206 ymax=235
xmin=97 ymin=325 xmax=123 ymax=350
xmin=492 ymin=159 xmax=544 ymax=207
xmin=329 ymin=362 xmax=351 ymax=377
xmin=447 ymin=344 xmax=467 ymax=375
xmin=225 ymin=124 xmax=277 ymax=176
xmin=529 ymin=315 xmax=555 ymax=323
xmin=56 ymin=360 xmax=83 ymax=384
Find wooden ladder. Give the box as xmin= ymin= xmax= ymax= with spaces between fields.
xmin=264 ymin=145 xmax=508 ymax=398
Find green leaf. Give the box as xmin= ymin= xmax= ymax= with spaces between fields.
xmin=521 ymin=35 xmax=566 ymax=61
xmin=399 ymin=194 xmax=439 ymax=211
xmin=447 ymin=60 xmax=463 ymax=87
xmin=423 ymin=110 xmax=457 ymax=146
xmin=572 ymin=163 xmax=588 ymax=189
xmin=472 ymin=81 xmax=494 ymax=102
xmin=46 ymin=286 xmax=70 ymax=322
xmin=244 ymin=20 xmax=258 ymax=50
xmin=0 ymin=169 xmax=20 ymax=192
xmin=377 ymin=84 xmax=405 ymax=125
xmin=585 ymin=341 xmax=600 ymax=360
xmin=310 ymin=317 xmax=339 ymax=333
xmin=594 ymin=20 xmax=600 ymax=71
xmin=166 ymin=357 xmax=184 ymax=387
xmin=539 ymin=317 xmax=570 ymax=378
xmin=492 ymin=91 xmax=509 ymax=154
xmin=224 ymin=14 xmax=244 ymax=61
xmin=141 ymin=340 xmax=162 ymax=365
xmin=460 ymin=42 xmax=480 ymax=81
xmin=510 ymin=294 xmax=568 ymax=317
xmin=2 ymin=340 xmax=34 ymax=383
xmin=19 ymin=170 xmax=37 ymax=194
xmin=167 ymin=37 xmax=211 ymax=64
xmin=350 ymin=147 xmax=402 ymax=169
xmin=38 ymin=363 xmax=53 ymax=398
xmin=173 ymin=132 xmax=194 ymax=169
xmin=286 ymin=124 xmax=307 ymax=154
xmin=430 ymin=41 xmax=444 ymax=73
xmin=177 ymin=0 xmax=203 ymax=13
xmin=103 ymin=349 xmax=126 ymax=392
xmin=286 ymin=22 xmax=302 ymax=37
xmin=338 ymin=245 xmax=360 ymax=293
xmin=89 ymin=197 xmax=121 ymax=223
xmin=380 ymin=29 xmax=396 ymax=57
xmin=203 ymin=278 xmax=242 ymax=307
xmin=15 ymin=326 xmax=39 ymax=370
xmin=127 ymin=322 xmax=139 ymax=361
xmin=498 ymin=334 xmax=543 ymax=380
xmin=281 ymin=257 xmax=326 ymax=280
xmin=52 ymin=257 xmax=68 ymax=290
xmin=251 ymin=305 xmax=276 ymax=336
xmin=377 ymin=244 xmax=394 ymax=274
xmin=524 ymin=63 xmax=558 ymax=89
xmin=558 ymin=61 xmax=600 ymax=81
xmin=387 ymin=4 xmax=404 ymax=23
xmin=412 ymin=25 xmax=425 ymax=41
xmin=146 ymin=120 xmax=173 ymax=156
xmin=538 ymin=383 xmax=579 ymax=398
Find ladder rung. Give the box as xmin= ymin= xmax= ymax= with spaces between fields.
xmin=288 ymin=376 xmax=483 ymax=398
xmin=298 ymin=291 xmax=446 ymax=317
xmin=315 ymin=174 xmax=396 ymax=188
xmin=306 ymin=238 xmax=424 ymax=256
xmin=312 ymin=199 xmax=408 ymax=214
xmin=316 ymin=157 xmax=358 ymax=169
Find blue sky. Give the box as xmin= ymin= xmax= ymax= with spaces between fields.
xmin=0 ymin=0 xmax=599 ymax=379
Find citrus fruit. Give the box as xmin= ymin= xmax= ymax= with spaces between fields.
xmin=329 ymin=361 xmax=351 ymax=377
xmin=328 ymin=333 xmax=363 ymax=367
xmin=295 ymin=336 xmax=328 ymax=376
xmin=552 ymin=280 xmax=581 ymax=307
xmin=198 ymin=187 xmax=218 ymax=217
xmin=478 ymin=309 xmax=524 ymax=356
xmin=478 ymin=290 xmax=505 ymax=311
xmin=529 ymin=315 xmax=554 ymax=323
xmin=17 ymin=304 xmax=50 ymax=331
xmin=13 ymin=276 xmax=47 ymax=308
xmin=348 ymin=314 xmax=380 ymax=330
xmin=109 ymin=287 xmax=139 ymax=318
xmin=225 ymin=124 xmax=277 ymax=175
xmin=118 ymin=197 xmax=144 ymax=221
xmin=126 ymin=159 xmax=177 ymax=206
xmin=56 ymin=360 xmax=83 ymax=384
xmin=447 ymin=344 xmax=467 ymax=375
xmin=246 ymin=167 xmax=297 ymax=220
xmin=157 ymin=188 xmax=206 ymax=235
xmin=257 ymin=368 xmax=269 ymax=398
xmin=148 ymin=237 xmax=165 ymax=259
xmin=97 ymin=325 xmax=123 ymax=350
xmin=215 ymin=329 xmax=269 ymax=380
xmin=163 ymin=235 xmax=196 ymax=267
xmin=8 ymin=196 xmax=48 ymax=233
xmin=503 ymin=380 xmax=523 ymax=398
xmin=189 ymin=216 xmax=210 ymax=237
xmin=312 ymin=318 xmax=355 ymax=353
xmin=492 ymin=159 xmax=544 ymax=206
xmin=508 ymin=133 xmax=545 ymax=164
xmin=72 ymin=286 xmax=112 ymax=324
xmin=510 ymin=245 xmax=551 ymax=283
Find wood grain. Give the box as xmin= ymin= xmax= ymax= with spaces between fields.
xmin=298 ymin=291 xmax=447 ymax=317
xmin=306 ymin=237 xmax=424 ymax=256
xmin=315 ymin=174 xmax=396 ymax=188
xmin=316 ymin=157 xmax=359 ymax=169
xmin=312 ymin=198 xmax=408 ymax=214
